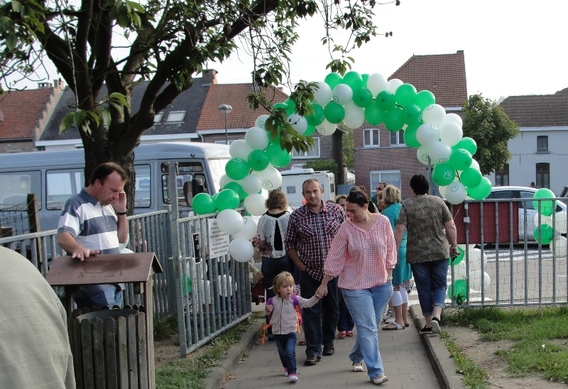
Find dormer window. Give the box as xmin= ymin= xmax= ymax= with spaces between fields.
xmin=154 ymin=112 xmax=164 ymax=123
xmin=166 ymin=111 xmax=186 ymax=122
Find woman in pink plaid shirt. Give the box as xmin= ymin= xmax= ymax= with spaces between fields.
xmin=316 ymin=190 xmax=397 ymax=386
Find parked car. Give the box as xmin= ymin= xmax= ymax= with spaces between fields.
xmin=486 ymin=186 xmax=567 ymax=241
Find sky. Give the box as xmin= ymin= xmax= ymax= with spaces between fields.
xmin=207 ymin=0 xmax=568 ymax=101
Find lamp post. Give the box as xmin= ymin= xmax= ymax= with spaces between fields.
xmin=218 ymin=104 xmax=233 ymax=144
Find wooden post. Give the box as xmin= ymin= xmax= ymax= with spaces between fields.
xmin=27 ymin=193 xmax=44 ymax=267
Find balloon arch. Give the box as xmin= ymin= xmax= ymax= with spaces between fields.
xmin=191 ymin=71 xmax=563 ymax=303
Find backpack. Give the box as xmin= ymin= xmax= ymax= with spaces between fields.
xmin=262 ymin=294 xmax=303 ymax=344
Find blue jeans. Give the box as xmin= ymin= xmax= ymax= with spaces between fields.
xmin=342 ymin=283 xmax=392 ymax=379
xmin=300 ymin=272 xmax=339 ymax=357
xmin=274 ymin=332 xmax=297 ymax=374
xmin=74 ymin=284 xmax=123 ymax=309
xmin=411 ymin=259 xmax=449 ymax=316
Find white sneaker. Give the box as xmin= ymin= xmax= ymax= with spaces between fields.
xmin=371 ymin=375 xmax=388 ymax=385
xmin=352 ymin=362 xmax=364 ymax=372
xmin=288 ymin=373 xmax=299 ymax=382
xmin=283 ymin=368 xmax=289 ymax=377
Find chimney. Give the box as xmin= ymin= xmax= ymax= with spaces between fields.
xmin=37 ymin=82 xmax=51 ymax=89
xmin=202 ymin=69 xmax=218 ymax=86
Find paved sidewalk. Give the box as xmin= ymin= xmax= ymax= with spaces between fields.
xmin=207 ymin=305 xmax=465 ymax=389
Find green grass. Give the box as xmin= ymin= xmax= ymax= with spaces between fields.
xmin=440 ymin=332 xmax=488 ymax=389
xmin=154 ymin=314 xmax=261 ymax=388
xmin=443 ymin=306 xmax=568 ymax=385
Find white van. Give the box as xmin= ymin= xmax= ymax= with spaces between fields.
xmin=280 ymin=167 xmax=336 ymax=208
xmin=0 ymin=142 xmax=230 ymax=232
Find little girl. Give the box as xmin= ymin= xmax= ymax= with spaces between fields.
xmin=265 ymin=271 xmax=320 ymax=383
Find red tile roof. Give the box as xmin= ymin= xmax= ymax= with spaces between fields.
xmin=197 ymin=84 xmax=289 ymax=130
xmin=389 ymin=50 xmax=467 ymax=107
xmin=0 ymin=88 xmax=54 ymax=140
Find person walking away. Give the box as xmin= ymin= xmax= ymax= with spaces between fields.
xmin=254 ymin=189 xmax=293 ymax=340
xmin=285 ymin=179 xmax=346 ymax=366
xmin=265 ymin=271 xmax=321 ymax=383
xmin=57 ymin=162 xmax=129 ymax=309
xmin=316 ymin=190 xmax=396 ymax=385
xmin=334 ymin=194 xmax=354 ymax=338
xmin=394 ymin=174 xmax=459 ymax=334
xmin=380 ymin=185 xmax=413 ymax=330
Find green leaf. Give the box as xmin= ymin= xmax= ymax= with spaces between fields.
xmin=59 ymin=112 xmax=75 ymax=133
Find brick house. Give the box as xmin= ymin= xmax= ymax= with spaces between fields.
xmin=353 ymin=50 xmax=468 ymax=199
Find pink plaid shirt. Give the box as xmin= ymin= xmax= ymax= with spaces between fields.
xmin=324 ymin=214 xmax=398 ymax=290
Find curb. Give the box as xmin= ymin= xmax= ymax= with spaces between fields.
xmin=205 ymin=317 xmax=264 ymax=389
xmin=409 ymin=305 xmax=466 ymax=389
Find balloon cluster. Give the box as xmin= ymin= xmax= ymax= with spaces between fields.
xmin=448 ymin=246 xmax=491 ymax=304
xmin=532 ymin=189 xmax=567 ymax=256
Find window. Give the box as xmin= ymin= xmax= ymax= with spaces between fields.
xmin=292 ymin=137 xmax=320 ymax=158
xmin=536 ymin=163 xmax=550 ymax=189
xmin=166 ymin=111 xmax=186 ymax=122
xmin=370 ymin=171 xmax=401 ymax=196
xmin=363 ymin=129 xmax=379 ymax=147
xmin=161 ymin=162 xmax=206 ymax=207
xmin=46 ymin=169 xmax=84 ymax=210
xmin=134 ymin=165 xmax=151 ymax=208
xmin=390 ymin=130 xmax=405 ymax=146
xmin=494 ymin=164 xmax=509 ymax=186
xmin=154 ymin=112 xmax=164 ymax=123
xmin=537 ymin=136 xmax=548 ymax=152
xmin=0 ymin=171 xmax=42 ymax=209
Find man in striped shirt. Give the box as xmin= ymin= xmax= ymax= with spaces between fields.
xmin=57 ymin=162 xmax=129 ymax=309
xmin=285 ymin=179 xmax=346 ymax=366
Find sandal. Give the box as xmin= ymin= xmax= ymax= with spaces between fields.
xmin=298 ymin=340 xmax=306 ymax=346
xmin=337 ymin=331 xmax=346 ymax=338
xmin=382 ymin=322 xmax=404 ymax=330
xmin=346 ymin=331 xmax=354 ymax=337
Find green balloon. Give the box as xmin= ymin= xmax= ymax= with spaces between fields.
xmin=342 ymin=71 xmax=363 ymax=90
xmin=375 ymin=91 xmax=396 ymax=111
xmin=532 ymin=188 xmax=556 ymax=216
xmin=414 ymin=90 xmax=436 ymax=110
xmin=225 ymin=158 xmax=250 ymax=180
xmin=384 ymin=107 xmax=405 ymax=132
xmin=534 ymin=223 xmax=554 ymax=244
xmin=402 ymin=104 xmax=423 ymax=126
xmin=449 ymin=246 xmax=465 ymax=266
xmin=265 ymin=141 xmax=292 ymax=167
xmin=324 ymin=101 xmax=345 ymax=124
xmin=447 ymin=279 xmax=468 ymax=304
xmin=454 ymin=137 xmax=477 ymax=156
xmin=303 ymin=124 xmax=317 ymax=137
xmin=364 ymin=104 xmax=386 ymax=125
xmin=395 ymin=83 xmax=417 ymax=107
xmin=352 ymin=88 xmax=373 ymax=107
xmin=306 ymin=103 xmax=325 ymax=126
xmin=223 ymin=181 xmax=247 ymax=200
xmin=215 ymin=188 xmax=240 ymax=211
xmin=284 ymin=98 xmax=296 ymax=115
xmin=403 ymin=123 xmax=421 ymax=148
xmin=361 ymin=73 xmax=369 ymax=88
xmin=325 ymin=73 xmax=343 ymax=89
xmin=247 ymin=149 xmax=270 ymax=171
xmin=449 ymin=149 xmax=473 ymax=171
xmin=192 ymin=192 xmax=216 ymax=215
xmin=432 ymin=163 xmax=456 ymax=186
xmin=467 ymin=177 xmax=492 ymax=200
xmin=459 ymin=167 xmax=482 ymax=188
xmin=273 ymin=102 xmax=288 ymax=111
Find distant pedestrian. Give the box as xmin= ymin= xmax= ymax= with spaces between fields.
xmin=394 ymin=174 xmax=459 ymax=334
xmin=334 ymin=194 xmax=354 ymax=339
xmin=530 ymin=182 xmax=536 ymax=188
xmin=265 ymin=272 xmax=321 ymax=383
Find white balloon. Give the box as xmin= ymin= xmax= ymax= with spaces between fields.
xmin=552 ymin=236 xmax=567 ymax=258
xmin=443 ymin=112 xmax=463 ymax=127
xmin=241 ymin=174 xmax=263 ymax=194
xmin=229 ymin=139 xmax=253 ymax=160
xmin=332 ymin=83 xmax=353 ymax=105
xmin=316 ymin=119 xmax=337 ymax=135
xmin=244 ymin=193 xmax=268 ymax=216
xmin=533 ymin=213 xmax=552 ymax=228
xmin=219 ymin=174 xmax=234 ymax=189
xmin=387 ymin=78 xmax=403 ymax=94
xmin=287 ymin=114 xmax=308 ymax=135
xmin=445 ymin=182 xmax=468 ymax=205
xmin=253 ymin=166 xmax=282 ymax=190
xmin=422 ymin=104 xmax=447 ymax=127
xmin=470 ymin=159 xmax=480 ymax=171
xmin=469 ymin=248 xmax=482 ymax=271
xmin=417 ymin=146 xmax=431 ymax=166
xmin=440 ymin=122 xmax=463 ymax=147
xmin=216 ymin=209 xmax=244 ymax=235
xmin=429 ymin=141 xmax=452 ymax=164
xmin=470 ymin=270 xmax=491 ymax=291
xmin=367 ymin=73 xmax=388 ymax=97
xmin=342 ymin=102 xmax=365 ymax=129
xmin=450 ymin=260 xmax=468 ymax=280
xmin=416 ymin=123 xmax=440 ymax=147
xmin=439 ymin=185 xmax=448 ymax=198
xmin=314 ymin=81 xmax=332 ymax=105
xmin=244 ymin=126 xmax=270 ymax=150
xmin=232 ymin=216 xmax=258 ymax=240
xmin=255 ymin=114 xmax=270 ymax=129
xmin=217 ymin=274 xmax=237 ymax=295
xmin=554 ymin=211 xmax=567 ymax=234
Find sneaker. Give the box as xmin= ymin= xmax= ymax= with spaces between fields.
xmin=371 ymin=375 xmax=388 ymax=385
xmin=288 ymin=373 xmax=299 ymax=383
xmin=352 ymin=362 xmax=364 ymax=372
xmin=304 ymin=355 xmax=320 ymax=366
xmin=431 ymin=317 xmax=441 ymax=334
xmin=283 ymin=368 xmax=289 ymax=377
xmin=323 ymin=346 xmax=335 ymax=356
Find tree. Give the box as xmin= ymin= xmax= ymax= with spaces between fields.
xmin=0 ymin=0 xmax=395 ymax=212
xmin=462 ymin=94 xmax=519 ymax=176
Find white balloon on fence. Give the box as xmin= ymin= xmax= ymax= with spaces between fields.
xmin=244 ymin=126 xmax=270 ymax=150
xmin=241 ymin=174 xmax=263 ymax=195
xmin=229 ymin=139 xmax=253 ymax=160
xmin=468 ymin=248 xmax=482 ymax=271
xmin=232 ymin=216 xmax=258 ymax=241
xmin=216 ymin=209 xmax=244 ymax=235
xmin=429 ymin=141 xmax=452 ymax=164
xmin=229 ymin=238 xmax=255 ymax=262
xmin=551 ymin=236 xmax=567 ymax=258
xmin=469 ymin=270 xmax=491 ymax=291
xmin=244 ymin=193 xmax=268 ymax=216
xmin=554 ymin=210 xmax=567 ymax=234
xmin=449 ymin=260 xmax=468 ymax=280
